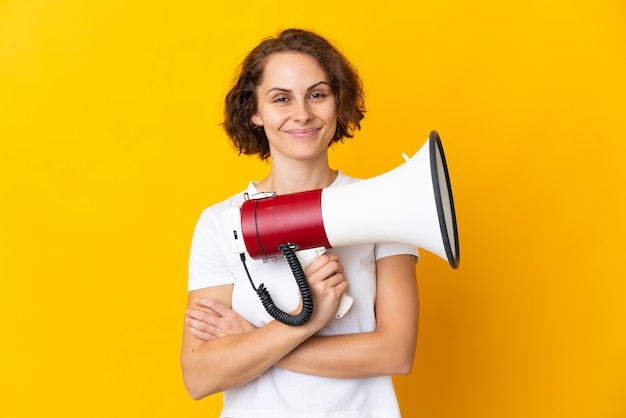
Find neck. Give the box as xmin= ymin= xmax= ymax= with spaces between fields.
xmin=256 ymin=160 xmax=338 ymax=195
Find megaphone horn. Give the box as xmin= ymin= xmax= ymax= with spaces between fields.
xmin=323 ymin=129 xmax=459 ymax=268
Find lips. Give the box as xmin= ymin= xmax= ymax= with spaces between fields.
xmin=285 ymin=128 xmax=321 ymax=139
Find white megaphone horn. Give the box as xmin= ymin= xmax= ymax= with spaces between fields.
xmin=228 ymin=130 xmax=460 ymax=326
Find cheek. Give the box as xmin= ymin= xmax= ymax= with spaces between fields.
xmin=261 ymin=110 xmax=290 ymax=129
xmin=324 ymin=100 xmax=338 ymax=123
xmin=326 ymin=109 xmax=338 ymax=128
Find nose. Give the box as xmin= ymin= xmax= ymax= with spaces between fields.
xmin=292 ymin=100 xmax=313 ymax=123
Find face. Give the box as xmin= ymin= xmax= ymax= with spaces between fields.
xmin=251 ymin=52 xmax=337 ymax=163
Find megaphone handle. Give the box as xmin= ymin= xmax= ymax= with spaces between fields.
xmin=296 ymin=247 xmax=354 ymax=319
xmin=335 ymin=293 xmax=354 ymax=319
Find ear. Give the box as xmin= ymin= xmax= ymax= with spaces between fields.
xmin=251 ymin=113 xmax=263 ymax=127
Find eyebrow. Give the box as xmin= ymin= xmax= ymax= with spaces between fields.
xmin=265 ymin=81 xmax=331 ymax=96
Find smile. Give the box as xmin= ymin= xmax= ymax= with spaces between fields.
xmin=285 ymin=128 xmax=321 ymax=139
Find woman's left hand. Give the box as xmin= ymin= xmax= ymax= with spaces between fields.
xmin=185 ymin=297 xmax=256 ymax=341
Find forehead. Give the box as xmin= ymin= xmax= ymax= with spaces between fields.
xmin=260 ymin=52 xmax=329 ymax=87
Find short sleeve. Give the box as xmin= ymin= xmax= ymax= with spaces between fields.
xmin=187 ymin=206 xmax=235 ymax=291
xmin=374 ymin=242 xmax=419 ymax=263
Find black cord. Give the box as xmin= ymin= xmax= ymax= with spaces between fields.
xmin=240 ymin=243 xmax=314 ymax=326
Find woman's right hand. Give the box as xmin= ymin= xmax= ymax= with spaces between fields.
xmin=301 ymin=253 xmax=349 ymax=329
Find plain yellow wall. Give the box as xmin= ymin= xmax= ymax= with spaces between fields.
xmin=1 ymin=0 xmax=625 ymax=417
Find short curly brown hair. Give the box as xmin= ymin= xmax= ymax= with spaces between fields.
xmin=222 ymin=28 xmax=366 ymax=160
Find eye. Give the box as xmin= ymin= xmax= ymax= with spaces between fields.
xmin=273 ymin=96 xmax=289 ymax=104
xmin=309 ymin=92 xmax=327 ymax=100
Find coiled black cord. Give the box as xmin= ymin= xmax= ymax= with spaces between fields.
xmin=240 ymin=243 xmax=314 ymax=326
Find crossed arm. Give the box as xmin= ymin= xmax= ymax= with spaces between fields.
xmin=180 ymin=253 xmax=419 ymax=399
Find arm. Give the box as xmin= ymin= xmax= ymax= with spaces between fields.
xmin=275 ymin=254 xmax=419 ymax=378
xmin=187 ymin=254 xmax=419 ymax=379
xmin=180 ymin=254 xmax=349 ymax=400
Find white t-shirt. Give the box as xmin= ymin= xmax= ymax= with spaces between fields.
xmin=188 ymin=172 xmax=419 ymax=418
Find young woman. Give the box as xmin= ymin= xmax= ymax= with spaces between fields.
xmin=181 ymin=28 xmax=420 ymax=418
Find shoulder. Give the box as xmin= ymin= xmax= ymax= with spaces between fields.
xmin=188 ymin=184 xmax=256 ymax=291
xmin=196 ymin=183 xmax=256 ymax=224
xmin=332 ymin=170 xmax=361 ymax=187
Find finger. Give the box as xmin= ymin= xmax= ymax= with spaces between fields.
xmin=335 ymin=278 xmax=349 ymax=293
xmin=306 ymin=253 xmax=339 ymax=273
xmin=186 ymin=309 xmax=226 ymax=333
xmin=185 ymin=316 xmax=226 ymax=338
xmin=312 ymin=260 xmax=343 ymax=283
xmin=186 ymin=308 xmax=218 ymax=322
xmin=189 ymin=325 xmax=216 ymax=341
xmin=324 ymin=272 xmax=348 ymax=289
xmin=195 ymin=297 xmax=233 ymax=317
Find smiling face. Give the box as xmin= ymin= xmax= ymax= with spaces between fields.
xmin=251 ymin=52 xmax=338 ymax=163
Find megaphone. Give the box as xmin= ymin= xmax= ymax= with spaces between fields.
xmin=228 ymin=130 xmax=459 ymax=326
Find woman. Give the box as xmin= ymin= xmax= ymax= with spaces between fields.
xmin=181 ymin=28 xmax=419 ymax=417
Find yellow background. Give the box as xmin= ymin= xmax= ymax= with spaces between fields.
xmin=1 ymin=0 xmax=625 ymax=417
